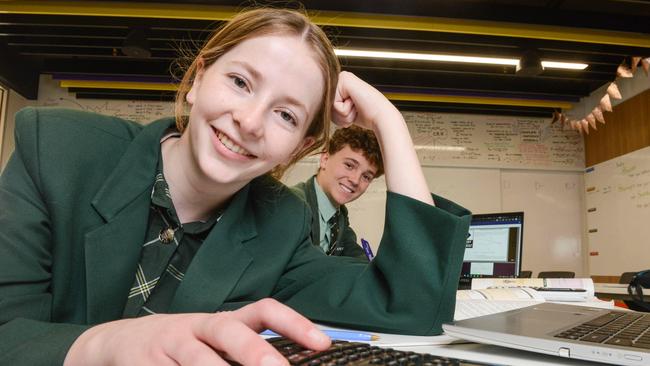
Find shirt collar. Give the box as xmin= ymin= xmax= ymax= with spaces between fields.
xmin=314 ymin=178 xmax=338 ymax=222
xmin=151 ymin=128 xmax=221 ymax=234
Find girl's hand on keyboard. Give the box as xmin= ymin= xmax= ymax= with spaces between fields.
xmin=63 ymin=298 xmax=331 ymax=366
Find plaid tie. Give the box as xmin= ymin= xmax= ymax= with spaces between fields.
xmin=326 ymin=210 xmax=340 ymax=255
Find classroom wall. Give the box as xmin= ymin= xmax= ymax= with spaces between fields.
xmin=1 ymin=75 xmax=588 ymax=277
xmin=579 ymin=81 xmax=650 ymax=280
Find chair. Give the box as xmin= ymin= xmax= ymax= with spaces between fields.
xmin=519 ymin=270 xmax=532 ymax=278
xmin=619 ymin=272 xmax=637 ymax=285
xmin=538 ymin=271 xmax=575 ymax=278
xmin=619 ymin=271 xmax=648 ymax=311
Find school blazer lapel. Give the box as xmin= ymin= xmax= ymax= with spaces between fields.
xmin=84 ymin=119 xmax=170 ymax=324
xmin=170 ymin=183 xmax=256 ymax=313
xmin=304 ymin=177 xmax=321 ymax=245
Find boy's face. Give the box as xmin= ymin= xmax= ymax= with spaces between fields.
xmin=316 ymin=145 xmax=378 ymax=206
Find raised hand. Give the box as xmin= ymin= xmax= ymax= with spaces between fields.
xmin=331 ymin=71 xmax=434 ymax=206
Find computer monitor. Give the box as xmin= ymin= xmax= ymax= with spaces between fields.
xmin=461 ymin=212 xmax=524 ymax=280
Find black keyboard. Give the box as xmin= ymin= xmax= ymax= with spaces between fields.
xmin=264 ymin=337 xmax=498 ymax=365
xmin=554 ymin=310 xmax=650 ymax=349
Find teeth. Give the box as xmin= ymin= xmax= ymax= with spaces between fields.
xmin=340 ymin=184 xmax=353 ymax=193
xmin=217 ymin=131 xmax=254 ymax=157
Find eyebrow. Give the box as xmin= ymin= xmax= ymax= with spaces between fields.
xmin=345 ymin=158 xmax=377 ymax=176
xmin=230 ymin=60 xmax=309 ymax=118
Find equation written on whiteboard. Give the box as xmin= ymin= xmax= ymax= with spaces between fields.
xmin=404 ymin=111 xmax=585 ymax=171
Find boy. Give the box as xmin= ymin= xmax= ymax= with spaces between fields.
xmin=292 ymin=126 xmax=383 ymax=259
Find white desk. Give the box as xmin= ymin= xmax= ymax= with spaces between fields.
xmin=393 ymin=343 xmax=601 ymax=366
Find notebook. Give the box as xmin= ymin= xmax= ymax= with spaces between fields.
xmin=443 ymin=302 xmax=650 ymax=365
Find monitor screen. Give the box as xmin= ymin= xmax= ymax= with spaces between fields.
xmin=461 ymin=212 xmax=524 ymax=279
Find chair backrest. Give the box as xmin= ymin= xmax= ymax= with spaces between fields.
xmin=538 ymin=271 xmax=575 ymax=278
xmin=519 ymin=270 xmax=533 ymax=278
xmin=619 ymin=271 xmax=637 ymax=284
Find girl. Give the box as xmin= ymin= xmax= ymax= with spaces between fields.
xmin=0 ymin=8 xmax=471 ymax=366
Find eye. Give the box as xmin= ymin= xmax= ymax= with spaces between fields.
xmin=344 ymin=162 xmax=353 ymax=169
xmin=231 ymin=75 xmax=248 ymax=90
xmin=279 ymin=110 xmax=297 ymax=126
xmin=362 ymin=174 xmax=373 ymax=183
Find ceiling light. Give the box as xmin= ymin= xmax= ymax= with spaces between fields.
xmin=334 ymin=48 xmax=517 ymax=66
xmin=334 ymin=48 xmax=588 ymax=71
xmin=541 ymin=61 xmax=588 ymax=70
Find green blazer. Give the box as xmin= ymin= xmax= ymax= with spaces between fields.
xmin=0 ymin=107 xmax=471 ymax=366
xmin=292 ymin=176 xmax=367 ymax=260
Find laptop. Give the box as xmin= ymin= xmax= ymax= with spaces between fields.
xmin=443 ymin=302 xmax=650 ymax=365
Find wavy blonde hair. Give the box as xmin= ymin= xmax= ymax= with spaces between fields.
xmin=174 ymin=8 xmax=340 ymax=178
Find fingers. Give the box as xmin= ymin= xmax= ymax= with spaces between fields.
xmin=168 ymin=339 xmax=229 ymax=366
xmin=195 ymin=311 xmax=289 ymax=366
xmin=332 ymin=92 xmax=356 ymax=127
xmin=236 ymin=299 xmax=330 ymax=351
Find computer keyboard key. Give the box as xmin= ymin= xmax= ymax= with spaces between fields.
xmin=259 ymin=337 xmax=498 ymax=365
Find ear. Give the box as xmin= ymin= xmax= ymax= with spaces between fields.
xmin=186 ymin=58 xmax=206 ymax=105
xmin=319 ymin=151 xmax=330 ymax=170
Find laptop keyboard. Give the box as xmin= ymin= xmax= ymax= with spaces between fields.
xmin=265 ymin=337 xmax=497 ymax=365
xmin=554 ymin=310 xmax=650 ymax=349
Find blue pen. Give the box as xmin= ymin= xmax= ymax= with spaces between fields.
xmin=361 ymin=238 xmax=374 ymax=260
xmin=261 ymin=329 xmax=379 ymax=341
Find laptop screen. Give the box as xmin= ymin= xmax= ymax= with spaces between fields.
xmin=461 ymin=212 xmax=524 ymax=279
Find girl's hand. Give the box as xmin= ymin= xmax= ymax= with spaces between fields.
xmin=64 ymin=298 xmax=330 ymax=366
xmin=331 ymin=71 xmax=400 ymax=131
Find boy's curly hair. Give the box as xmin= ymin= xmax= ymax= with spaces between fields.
xmin=326 ymin=126 xmax=384 ymax=177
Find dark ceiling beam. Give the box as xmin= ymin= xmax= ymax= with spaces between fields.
xmin=2 ymin=1 xmax=649 ymax=47
xmin=350 ymin=67 xmax=599 ymax=97
xmin=392 ymin=100 xmax=554 ymax=118
xmin=0 ymin=42 xmax=39 ymax=99
xmin=41 ymin=58 xmax=174 ymax=76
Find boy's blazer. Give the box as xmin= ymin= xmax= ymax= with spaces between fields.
xmin=0 ymin=108 xmax=471 ymax=365
xmin=292 ymin=176 xmax=367 ymax=259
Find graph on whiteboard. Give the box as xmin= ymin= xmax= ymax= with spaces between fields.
xmin=404 ymin=111 xmax=584 ymax=170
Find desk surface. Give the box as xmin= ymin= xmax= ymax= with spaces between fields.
xmin=395 ymin=343 xmax=602 ymax=366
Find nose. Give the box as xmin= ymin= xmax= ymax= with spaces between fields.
xmin=349 ymin=171 xmax=362 ymax=186
xmin=234 ymin=102 xmax=264 ymax=139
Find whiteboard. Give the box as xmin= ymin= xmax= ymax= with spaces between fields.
xmin=585 ymin=146 xmax=650 ymax=276
xmin=404 ymin=111 xmax=584 ymax=171
xmin=501 ymin=170 xmax=585 ymax=276
xmin=36 ymin=75 xmax=173 ymax=123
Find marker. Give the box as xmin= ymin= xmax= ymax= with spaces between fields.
xmin=361 ymin=238 xmax=374 ymax=260
xmin=261 ymin=329 xmax=379 ymax=341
